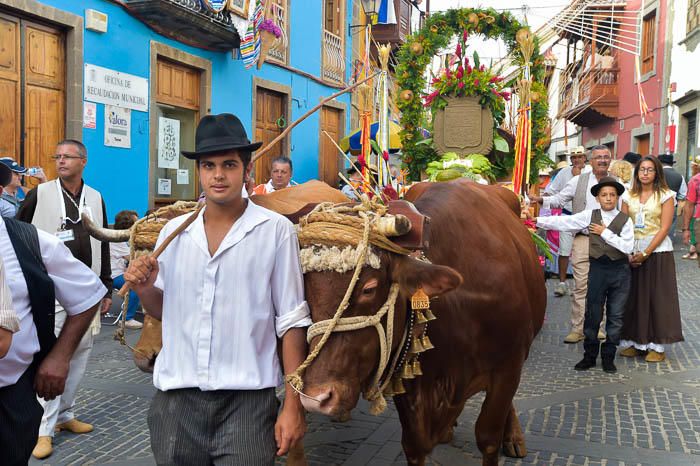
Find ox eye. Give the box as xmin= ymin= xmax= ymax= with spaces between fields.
xmin=361 ymin=279 xmax=378 ymax=296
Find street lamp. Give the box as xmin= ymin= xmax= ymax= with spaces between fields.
xmin=360 ymin=0 xmax=380 ymax=25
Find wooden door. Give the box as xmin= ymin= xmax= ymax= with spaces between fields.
xmin=23 ymin=21 xmax=65 ymax=187
xmin=154 ymin=58 xmax=200 ymax=207
xmin=0 ymin=13 xmax=65 ymax=188
xmin=0 ymin=13 xmax=21 ymax=162
xmin=319 ymin=106 xmax=343 ymax=186
xmin=636 ymin=134 xmax=650 ymax=156
xmin=254 ymin=87 xmax=286 ymax=184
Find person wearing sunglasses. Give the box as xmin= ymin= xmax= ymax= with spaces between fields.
xmin=16 ymin=139 xmax=113 ymax=459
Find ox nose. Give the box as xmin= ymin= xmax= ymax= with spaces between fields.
xmin=299 ymin=389 xmax=333 ymax=415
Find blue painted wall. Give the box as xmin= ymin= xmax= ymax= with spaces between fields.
xmin=32 ymin=0 xmax=353 ymax=219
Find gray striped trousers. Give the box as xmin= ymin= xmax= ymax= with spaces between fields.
xmin=148 ymin=387 xmax=278 ymax=465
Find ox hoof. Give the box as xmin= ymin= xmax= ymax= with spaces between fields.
xmin=502 ymin=440 xmax=527 ymax=458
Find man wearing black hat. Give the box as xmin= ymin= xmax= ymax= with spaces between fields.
xmin=125 ymin=113 xmax=310 ymax=465
xmin=658 ymin=154 xmax=687 ymax=240
xmin=532 ymin=176 xmax=633 ymax=373
xmin=0 ymin=159 xmax=106 ymax=465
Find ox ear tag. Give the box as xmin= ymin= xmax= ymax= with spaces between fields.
xmin=411 ymin=288 xmax=430 ymax=310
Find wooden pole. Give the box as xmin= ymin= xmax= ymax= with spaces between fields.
xmin=252 ymin=71 xmax=381 ymax=163
xmin=118 ymin=203 xmax=204 ymax=297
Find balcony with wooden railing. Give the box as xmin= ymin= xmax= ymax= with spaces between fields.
xmin=322 ymin=29 xmax=346 ymax=84
xmin=558 ymin=62 xmax=619 ymax=127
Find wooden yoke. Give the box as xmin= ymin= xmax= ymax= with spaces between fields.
xmin=283 ymin=198 xmax=431 ymax=252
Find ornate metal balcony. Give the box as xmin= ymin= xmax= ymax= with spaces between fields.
xmin=322 ymin=29 xmax=345 ymax=84
xmin=124 ymin=0 xmax=240 ymax=51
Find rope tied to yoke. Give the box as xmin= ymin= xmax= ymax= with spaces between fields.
xmin=286 ymin=197 xmax=411 ymax=414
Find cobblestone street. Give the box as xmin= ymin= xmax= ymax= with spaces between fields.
xmin=30 ymin=250 xmax=700 ymax=466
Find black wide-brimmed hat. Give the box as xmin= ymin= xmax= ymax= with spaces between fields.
xmin=658 ymin=154 xmax=675 ymax=165
xmin=591 ymin=176 xmax=625 ymax=197
xmin=622 ymin=152 xmax=641 ymax=165
xmin=182 ymin=113 xmax=262 ymax=159
xmin=0 ymin=161 xmax=12 ymax=187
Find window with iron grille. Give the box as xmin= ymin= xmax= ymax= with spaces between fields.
xmin=322 ymin=0 xmax=346 ymax=84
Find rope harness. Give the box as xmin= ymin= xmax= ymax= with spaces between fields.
xmin=286 ymin=198 xmax=434 ymax=415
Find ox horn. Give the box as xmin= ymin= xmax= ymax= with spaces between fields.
xmin=81 ymin=212 xmax=132 ymax=243
xmin=375 ymin=214 xmax=411 ymax=237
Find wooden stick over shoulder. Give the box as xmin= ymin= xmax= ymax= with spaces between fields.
xmin=118 ymin=204 xmax=204 ymax=297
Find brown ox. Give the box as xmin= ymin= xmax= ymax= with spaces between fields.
xmin=298 ymin=179 xmax=546 ymax=466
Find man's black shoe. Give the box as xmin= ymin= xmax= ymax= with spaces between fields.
xmin=574 ymin=358 xmax=596 ymax=371
xmin=602 ymin=360 xmax=617 ymax=373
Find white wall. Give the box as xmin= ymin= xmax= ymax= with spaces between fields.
xmin=669 ymin=0 xmax=699 ymax=98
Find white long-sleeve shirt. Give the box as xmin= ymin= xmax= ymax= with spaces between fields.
xmin=544 ymin=173 xmax=622 ymax=212
xmin=536 ymin=208 xmax=634 ymax=255
xmin=152 ymin=201 xmax=311 ymax=391
xmin=0 ymin=218 xmax=106 ymax=387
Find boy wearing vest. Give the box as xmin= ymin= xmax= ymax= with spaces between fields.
xmin=534 ymin=177 xmax=633 ymax=373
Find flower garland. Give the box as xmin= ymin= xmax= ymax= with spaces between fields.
xmin=423 ymin=31 xmax=510 ymax=127
xmin=395 ymin=8 xmax=550 ymax=181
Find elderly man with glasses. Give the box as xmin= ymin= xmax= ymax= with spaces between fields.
xmin=530 ymin=145 xmax=621 ymax=344
xmin=16 ymin=139 xmax=113 ymax=460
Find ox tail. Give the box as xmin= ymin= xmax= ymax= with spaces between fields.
xmin=81 ymin=212 xmax=131 ymax=243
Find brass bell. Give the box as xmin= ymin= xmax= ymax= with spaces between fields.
xmin=424 ymin=308 xmax=437 ymax=321
xmin=414 ymin=309 xmax=428 ymax=324
xmin=383 ymin=385 xmax=395 ymax=397
xmin=392 ymin=377 xmax=406 ymax=395
xmin=410 ymin=336 xmax=425 ymax=354
xmin=420 ymin=334 xmax=434 ymax=351
xmin=412 ymin=358 xmax=423 ymax=376
xmin=401 ymin=361 xmax=415 ymax=379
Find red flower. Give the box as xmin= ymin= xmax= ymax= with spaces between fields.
xmin=463 ymin=30 xmax=469 ymax=42
xmin=456 ymin=66 xmax=464 ymax=79
xmin=474 ymin=79 xmax=480 ymax=86
xmin=458 ymin=82 xmax=465 ymax=89
xmin=466 ymin=65 xmax=473 ymax=73
xmin=479 ymin=64 xmax=486 ymax=72
xmin=455 ymin=43 xmax=462 ymax=58
xmin=489 ymin=76 xmax=504 ymax=83
xmin=501 ymin=91 xmax=512 ymax=101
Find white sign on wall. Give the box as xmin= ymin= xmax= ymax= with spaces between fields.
xmin=158 ymin=117 xmax=180 ymax=169
xmin=83 ymin=102 xmax=97 ymax=129
xmin=158 ymin=178 xmax=172 ymax=196
xmin=104 ymin=105 xmax=131 ymax=148
xmin=84 ymin=64 xmax=149 ymax=112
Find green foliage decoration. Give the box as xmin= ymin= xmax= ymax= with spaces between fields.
xmin=395 ymin=8 xmax=550 ymax=181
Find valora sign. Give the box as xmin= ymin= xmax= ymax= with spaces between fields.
xmin=84 ymin=64 xmax=149 ymax=112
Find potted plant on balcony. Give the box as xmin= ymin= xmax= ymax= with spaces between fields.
xmin=257 ymin=18 xmax=282 ymax=69
xmin=422 ymin=32 xmax=511 ymax=158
